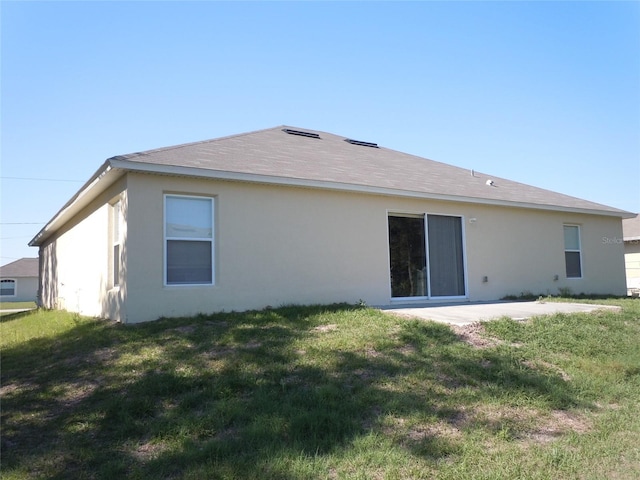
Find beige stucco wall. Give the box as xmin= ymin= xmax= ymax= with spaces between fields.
xmin=462 ymin=203 xmax=627 ymax=299
xmin=38 ymin=178 xmax=127 ymax=321
xmin=625 ymin=241 xmax=640 ymax=290
xmin=120 ymin=173 xmax=627 ymax=323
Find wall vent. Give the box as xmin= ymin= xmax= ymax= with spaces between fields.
xmin=345 ymin=138 xmax=378 ymax=148
xmin=282 ymin=128 xmax=320 ymax=139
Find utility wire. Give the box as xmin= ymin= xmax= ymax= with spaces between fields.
xmin=0 ymin=176 xmax=83 ymax=182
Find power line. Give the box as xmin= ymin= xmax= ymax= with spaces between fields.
xmin=0 ymin=176 xmax=84 ymax=182
xmin=0 ymin=222 xmax=45 ymax=225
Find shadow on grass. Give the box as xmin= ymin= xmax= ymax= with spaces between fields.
xmin=1 ymin=304 xmax=584 ymax=479
xmin=0 ymin=309 xmax=38 ymax=322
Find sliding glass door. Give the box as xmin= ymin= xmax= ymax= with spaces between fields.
xmin=388 ymin=214 xmax=466 ymax=299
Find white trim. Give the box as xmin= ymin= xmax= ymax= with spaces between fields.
xmin=29 ymin=158 xmax=633 ymax=248
xmin=163 ymin=194 xmax=215 ymax=287
xmin=0 ymin=278 xmax=17 ymax=297
xmin=29 ymin=163 xmax=120 ymax=246
xmin=109 ymin=159 xmax=631 ymax=218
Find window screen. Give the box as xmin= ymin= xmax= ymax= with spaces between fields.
xmin=165 ymin=195 xmax=214 ymax=285
xmin=563 ymin=225 xmax=582 ymax=278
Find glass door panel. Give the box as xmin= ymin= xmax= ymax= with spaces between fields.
xmin=388 ymin=215 xmax=428 ymax=297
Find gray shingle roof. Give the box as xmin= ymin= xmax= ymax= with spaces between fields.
xmin=110 ymin=125 xmax=629 ymax=215
xmin=623 ymin=214 xmax=640 ymax=240
xmin=30 ymin=125 xmax=634 ymax=248
xmin=0 ymin=258 xmax=38 ymax=277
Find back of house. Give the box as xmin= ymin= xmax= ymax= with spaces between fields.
xmin=29 ymin=126 xmax=631 ymax=323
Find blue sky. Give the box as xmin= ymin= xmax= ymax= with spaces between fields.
xmin=2 ymin=1 xmax=639 ymax=265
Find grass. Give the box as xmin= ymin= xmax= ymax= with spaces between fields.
xmin=1 ymin=299 xmax=639 ymax=479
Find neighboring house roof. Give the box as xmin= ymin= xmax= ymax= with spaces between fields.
xmin=623 ymin=214 xmax=640 ymax=241
xmin=0 ymin=258 xmax=38 ymax=278
xmin=30 ymin=126 xmax=634 ymax=247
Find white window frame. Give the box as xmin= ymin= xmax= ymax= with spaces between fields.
xmin=164 ymin=194 xmax=215 ymax=287
xmin=563 ymin=224 xmax=583 ymax=279
xmin=1 ymin=278 xmax=17 ymax=297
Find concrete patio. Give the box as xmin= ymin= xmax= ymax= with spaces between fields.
xmin=380 ymin=300 xmax=620 ymax=326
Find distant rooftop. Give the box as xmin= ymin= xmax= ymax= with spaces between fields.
xmin=0 ymin=258 xmax=38 ymax=277
xmin=623 ymin=214 xmax=640 ymax=241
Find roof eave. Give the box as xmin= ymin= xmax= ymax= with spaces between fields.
xmin=31 ymin=156 xmax=631 ymax=248
xmin=28 ymin=161 xmax=125 ymax=247
xmin=110 ymin=159 xmax=632 ymax=218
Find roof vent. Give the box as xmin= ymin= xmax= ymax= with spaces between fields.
xmin=282 ymin=128 xmax=320 ymax=139
xmin=345 ymin=138 xmax=378 ymax=148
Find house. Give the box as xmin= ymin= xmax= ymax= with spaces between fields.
xmin=622 ymin=214 xmax=640 ymax=295
xmin=0 ymin=257 xmax=39 ymax=303
xmin=29 ymin=126 xmax=632 ymax=323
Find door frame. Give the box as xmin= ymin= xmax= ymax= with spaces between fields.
xmin=387 ymin=210 xmax=469 ymax=302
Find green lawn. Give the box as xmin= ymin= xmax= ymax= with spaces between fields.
xmin=1 ymin=300 xmax=639 ymax=479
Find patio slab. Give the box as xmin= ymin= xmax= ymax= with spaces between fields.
xmin=380 ymin=300 xmax=620 ymax=326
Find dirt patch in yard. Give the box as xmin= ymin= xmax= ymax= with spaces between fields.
xmin=472 ymin=404 xmax=593 ymax=445
xmin=523 ymin=359 xmax=572 ymax=382
xmin=132 ymin=440 xmax=172 ymax=462
xmin=522 ymin=410 xmax=592 ymax=444
xmin=451 ymin=322 xmax=501 ymax=349
xmin=312 ymin=324 xmax=338 ymax=333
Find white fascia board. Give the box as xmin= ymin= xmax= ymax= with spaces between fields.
xmin=29 ymin=163 xmax=124 ymax=246
xmin=112 ymin=159 xmax=631 ymax=218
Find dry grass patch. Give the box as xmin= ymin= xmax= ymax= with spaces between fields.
xmin=312 ymin=324 xmax=338 ymax=333
xmin=523 ymin=358 xmax=572 ymax=382
xmin=131 ymin=440 xmax=173 ymax=462
xmin=524 ymin=410 xmax=592 ymax=444
xmin=54 ymin=380 xmax=101 ymax=408
xmin=452 ymin=322 xmax=502 ymax=349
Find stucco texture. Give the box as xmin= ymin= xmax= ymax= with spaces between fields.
xmin=37 ymin=172 xmax=627 ymax=323
xmin=116 ymin=173 xmax=625 ymax=323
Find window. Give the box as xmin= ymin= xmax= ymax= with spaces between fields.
xmin=165 ymin=195 xmax=214 ymax=285
xmin=1 ymin=279 xmax=16 ymax=296
xmin=113 ymin=200 xmax=122 ymax=287
xmin=564 ymin=225 xmax=582 ymax=278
